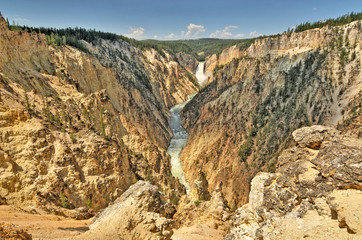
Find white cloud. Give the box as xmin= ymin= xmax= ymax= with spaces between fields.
xmin=184 ymin=23 xmax=206 ymax=38
xmin=125 ymin=27 xmax=145 ymax=39
xmin=166 ymin=33 xmax=178 ymax=39
xmin=210 ymin=25 xmax=244 ymax=38
xmin=249 ymin=30 xmax=261 ymax=37
xmin=313 ymin=8 xmax=317 ymax=11
xmin=153 ymin=35 xmax=159 ymax=39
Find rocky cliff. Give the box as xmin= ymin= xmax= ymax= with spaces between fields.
xmin=0 ymin=11 xmax=198 ymax=214
xmin=205 ymin=45 xmax=243 ymax=83
xmin=181 ymin=21 xmax=362 ymax=208
xmin=225 ymin=125 xmax=362 ymax=239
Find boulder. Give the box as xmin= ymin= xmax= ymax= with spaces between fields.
xmin=225 ymin=126 xmax=362 ymax=239
xmin=76 ymin=181 xmax=175 ymax=240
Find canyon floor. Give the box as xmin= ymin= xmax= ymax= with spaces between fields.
xmin=0 ymin=202 xmax=226 ymax=240
xmin=0 ymin=205 xmax=91 ymax=239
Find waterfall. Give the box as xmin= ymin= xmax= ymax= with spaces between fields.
xmin=195 ymin=61 xmax=208 ymax=86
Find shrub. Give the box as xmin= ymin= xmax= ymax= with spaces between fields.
xmin=170 ymin=191 xmax=179 ymax=206
xmin=70 ymin=133 xmax=77 ymax=144
xmin=59 ymin=191 xmax=69 ymax=209
xmin=238 ymin=137 xmax=254 ymax=163
xmin=86 ymin=198 xmax=92 ymax=209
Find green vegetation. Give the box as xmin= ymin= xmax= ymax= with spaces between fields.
xmin=139 ymin=38 xmax=255 ymax=61
xmin=238 ymin=137 xmax=253 ymax=165
xmin=59 ymin=191 xmax=70 ymax=208
xmin=86 ymin=197 xmax=92 ymax=209
xmin=99 ymin=105 xmax=107 ymax=140
xmin=8 ymin=25 xmax=125 ymax=52
xmin=42 ymin=97 xmax=54 ymax=123
xmin=23 ymin=88 xmax=32 ymax=114
xmin=131 ymin=40 xmax=194 ymax=59
xmin=247 ymin=51 xmax=328 ymax=170
xmin=178 ymin=38 xmax=255 ymax=60
xmin=7 ymin=23 xmax=254 ymax=60
xmin=145 ymin=169 xmax=154 ymax=184
xmin=213 ymin=64 xmax=225 ymax=76
xmin=294 ymin=11 xmax=362 ymax=33
xmin=70 ymin=133 xmax=77 ymax=144
xmin=7 ymin=11 xmax=359 ymax=63
xmin=170 ymin=191 xmax=179 ymax=205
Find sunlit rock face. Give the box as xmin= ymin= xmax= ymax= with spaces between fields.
xmin=181 ymin=21 xmax=362 ymax=208
xmin=76 ymin=181 xmax=176 ymax=240
xmin=0 ymin=11 xmax=199 ymax=213
xmin=225 ymin=126 xmax=362 ymax=240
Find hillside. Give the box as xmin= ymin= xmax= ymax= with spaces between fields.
xmin=181 ymin=20 xmax=362 ymax=208
xmin=0 ymin=11 xmax=198 ymax=215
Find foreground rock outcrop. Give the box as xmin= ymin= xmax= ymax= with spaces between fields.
xmin=0 ymin=223 xmax=32 ymax=240
xmin=225 ymin=126 xmax=362 ymax=239
xmin=76 ymin=181 xmax=175 ymax=240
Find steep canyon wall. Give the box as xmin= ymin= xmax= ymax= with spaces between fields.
xmin=182 ymin=21 xmax=362 ymax=208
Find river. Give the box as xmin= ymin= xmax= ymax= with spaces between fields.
xmin=166 ymin=62 xmax=207 ymax=193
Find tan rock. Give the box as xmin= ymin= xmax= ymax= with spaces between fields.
xmin=0 ymin=223 xmax=32 ymax=240
xmin=225 ymin=127 xmax=362 ymax=239
xmin=292 ymin=125 xmax=341 ymax=149
xmin=328 ymin=189 xmax=362 ymax=233
xmin=75 ymin=181 xmax=174 ymax=240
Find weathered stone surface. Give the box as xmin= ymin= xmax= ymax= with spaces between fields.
xmin=76 ymin=181 xmax=175 ymax=240
xmin=0 ymin=223 xmax=32 ymax=240
xmin=190 ymin=170 xmax=211 ymax=201
xmin=173 ymin=183 xmax=231 ymax=237
xmin=328 ymin=189 xmax=362 ymax=233
xmin=292 ymin=125 xmax=341 ymax=149
xmin=225 ymin=126 xmax=362 ymax=239
xmin=176 ymin=52 xmax=199 ymax=73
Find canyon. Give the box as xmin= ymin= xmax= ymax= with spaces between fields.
xmin=181 ymin=20 xmax=362 ymax=208
xmin=0 ymin=10 xmax=361 ymax=240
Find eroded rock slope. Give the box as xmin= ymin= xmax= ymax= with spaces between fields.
xmin=0 ymin=11 xmax=198 ymax=215
xmin=181 ymin=21 xmax=362 ymax=208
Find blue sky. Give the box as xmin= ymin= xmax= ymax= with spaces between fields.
xmin=1 ymin=0 xmax=361 ymax=40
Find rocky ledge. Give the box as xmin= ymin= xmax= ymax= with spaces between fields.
xmin=225 ymin=125 xmax=362 ymax=240
xmin=75 ymin=181 xmax=175 ymax=240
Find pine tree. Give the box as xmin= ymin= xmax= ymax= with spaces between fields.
xmin=51 ymin=32 xmax=56 ymax=45
xmin=99 ymin=105 xmax=106 ymax=139
xmin=23 ymin=88 xmax=31 ymax=114
xmin=62 ymin=35 xmax=66 ymax=46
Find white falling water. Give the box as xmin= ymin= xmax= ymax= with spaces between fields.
xmin=195 ymin=61 xmax=208 ymax=86
xmin=166 ymin=62 xmax=207 ymax=194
